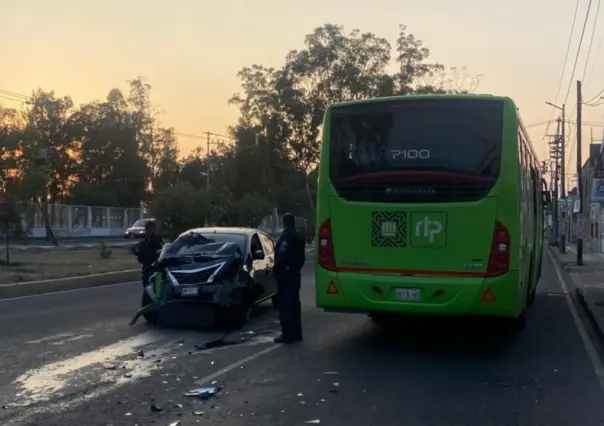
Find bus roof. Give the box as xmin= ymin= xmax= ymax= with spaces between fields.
xmin=328 ymin=94 xmax=516 ymax=109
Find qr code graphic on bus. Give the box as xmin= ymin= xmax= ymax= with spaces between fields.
xmin=372 ymin=212 xmax=407 ymax=247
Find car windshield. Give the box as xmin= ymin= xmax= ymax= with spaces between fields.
xmin=158 ymin=231 xmax=246 ymax=261
xmin=132 ymin=219 xmax=152 ymax=228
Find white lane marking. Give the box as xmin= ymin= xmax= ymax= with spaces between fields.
xmin=25 ymin=333 xmax=74 ymax=344
xmin=10 ymin=331 xmax=168 ymax=407
xmin=194 ymin=343 xmax=282 ymax=386
xmin=48 ymin=334 xmax=93 ymax=346
xmin=550 ymin=250 xmax=604 ymax=393
xmin=3 ymin=336 xmax=284 ymax=425
xmin=0 ymin=281 xmax=138 ymax=303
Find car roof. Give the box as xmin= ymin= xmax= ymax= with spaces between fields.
xmin=184 ymin=227 xmax=261 ymax=236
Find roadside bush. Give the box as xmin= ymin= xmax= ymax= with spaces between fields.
xmin=149 ymin=182 xmax=271 ymax=239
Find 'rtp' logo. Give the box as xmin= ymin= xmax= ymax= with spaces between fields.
xmin=412 ymin=213 xmax=447 ymax=247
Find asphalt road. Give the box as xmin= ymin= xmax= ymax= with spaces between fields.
xmin=1 ymin=251 xmax=604 ymax=425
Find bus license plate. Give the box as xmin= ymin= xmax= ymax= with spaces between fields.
xmin=395 ymin=288 xmax=420 ymax=301
xmin=181 ymin=287 xmax=199 ymax=297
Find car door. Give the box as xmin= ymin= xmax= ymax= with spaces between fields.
xmin=259 ymin=232 xmax=277 ymax=296
xmin=249 ymin=233 xmax=268 ymax=299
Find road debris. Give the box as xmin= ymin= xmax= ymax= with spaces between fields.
xmin=305 ymin=420 xmax=321 ymax=424
xmin=183 ymin=386 xmax=221 ymax=399
xmin=168 ymin=421 xmax=181 ymax=426
xmin=150 ymin=403 xmax=163 ymax=412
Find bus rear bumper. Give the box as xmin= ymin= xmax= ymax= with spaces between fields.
xmin=315 ymin=269 xmax=521 ymax=318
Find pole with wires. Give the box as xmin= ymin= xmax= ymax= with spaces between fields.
xmin=577 ymin=80 xmax=584 ymax=265
xmin=560 ymin=104 xmax=567 ymax=253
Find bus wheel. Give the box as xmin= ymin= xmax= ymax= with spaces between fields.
xmin=503 ymin=312 xmax=526 ymax=335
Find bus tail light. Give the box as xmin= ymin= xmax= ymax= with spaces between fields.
xmin=318 ymin=218 xmax=336 ymax=271
xmin=486 ymin=221 xmax=510 ymax=277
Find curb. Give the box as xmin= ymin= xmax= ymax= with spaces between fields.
xmin=2 ymin=242 xmax=136 ymax=252
xmin=0 ymin=269 xmax=140 ymax=300
xmin=548 ymin=247 xmax=604 ymax=341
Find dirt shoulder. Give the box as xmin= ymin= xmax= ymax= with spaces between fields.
xmin=0 ymin=244 xmax=139 ymax=284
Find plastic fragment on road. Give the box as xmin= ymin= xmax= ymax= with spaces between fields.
xmin=169 ymin=421 xmax=182 ymax=426
xmin=183 ymin=386 xmax=220 ymax=399
xmin=332 ymin=382 xmax=339 ymax=387
xmin=305 ymin=420 xmax=321 ymax=424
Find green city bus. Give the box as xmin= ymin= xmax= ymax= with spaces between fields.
xmin=315 ymin=94 xmax=545 ymax=330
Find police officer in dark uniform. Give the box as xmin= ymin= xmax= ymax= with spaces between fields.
xmin=135 ymin=221 xmax=164 ymax=288
xmin=273 ymin=213 xmax=306 ymax=344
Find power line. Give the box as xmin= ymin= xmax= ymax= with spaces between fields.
xmin=559 ymin=0 xmax=596 ymax=130
xmin=554 ymin=0 xmax=582 ymax=106
xmin=563 ymin=0 xmax=593 ymax=104
xmin=543 ymin=0 xmax=582 ymax=141
xmin=581 ymin=0 xmax=602 ymax=82
xmin=0 ymin=89 xmax=30 ymax=100
xmin=0 ymin=94 xmax=28 ymax=104
xmin=586 ymin=10 xmax=604 ymax=82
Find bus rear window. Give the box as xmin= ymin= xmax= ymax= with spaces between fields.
xmin=329 ymin=98 xmax=503 ymax=203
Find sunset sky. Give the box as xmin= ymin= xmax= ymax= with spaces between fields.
xmin=2 ymin=0 xmax=603 ymax=190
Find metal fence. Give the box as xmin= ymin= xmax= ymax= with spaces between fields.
xmin=13 ymin=203 xmax=307 ymax=240
xmin=23 ymin=203 xmax=150 ymax=238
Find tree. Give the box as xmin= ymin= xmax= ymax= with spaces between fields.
xmin=0 ymin=109 xmax=52 ymax=257
xmin=126 ymin=77 xmax=176 ymax=191
xmin=153 ymin=127 xmax=180 ymax=190
xmin=69 ymin=89 xmax=149 ymax=207
xmin=26 ymin=90 xmax=79 ymax=203
xmin=229 ymin=23 xmax=481 ymax=214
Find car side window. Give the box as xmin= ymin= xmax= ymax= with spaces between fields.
xmin=250 ymin=234 xmax=263 ymax=254
xmin=259 ymin=233 xmax=274 ymax=255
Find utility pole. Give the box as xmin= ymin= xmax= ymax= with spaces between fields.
xmin=206 ymin=131 xmax=211 ymax=190
xmin=547 ymin=124 xmax=560 ymax=246
xmin=577 ymin=80 xmax=584 ymax=265
xmin=546 ymin=101 xmax=567 ymax=252
xmin=560 ymin=104 xmax=566 ymax=253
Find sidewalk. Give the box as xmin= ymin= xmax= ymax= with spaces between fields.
xmin=550 ymin=244 xmax=604 ymax=335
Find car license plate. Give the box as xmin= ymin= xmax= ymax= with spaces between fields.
xmin=395 ymin=288 xmax=421 ymax=301
xmin=181 ymin=287 xmax=199 ymax=296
